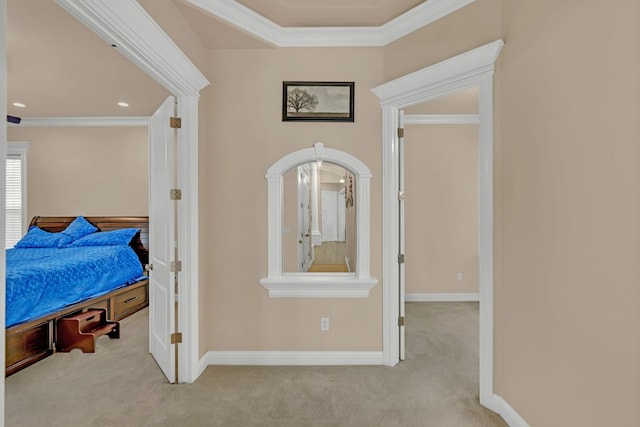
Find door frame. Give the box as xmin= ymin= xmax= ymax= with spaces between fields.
xmin=371 ymin=40 xmax=503 ymax=411
xmin=297 ymin=164 xmax=312 ymax=271
xmin=55 ymin=0 xmax=209 ymax=383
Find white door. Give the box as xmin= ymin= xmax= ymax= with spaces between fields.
xmin=321 ymin=190 xmax=338 ymax=241
xmin=149 ymin=96 xmax=177 ymax=382
xmin=337 ymin=188 xmax=346 ymax=242
xmin=398 ymin=110 xmax=406 ymax=361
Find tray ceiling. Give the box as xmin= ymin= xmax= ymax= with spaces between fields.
xmin=6 ymin=0 xmax=469 ymax=118
xmin=235 ymin=0 xmax=427 ymax=27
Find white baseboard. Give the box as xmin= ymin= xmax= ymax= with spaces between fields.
xmin=405 ymin=293 xmax=480 ymax=302
xmin=486 ymin=394 xmax=529 ymax=427
xmin=199 ymin=351 xmax=384 ymax=367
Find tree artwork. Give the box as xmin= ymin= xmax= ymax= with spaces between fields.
xmin=287 ymin=88 xmax=319 ymax=113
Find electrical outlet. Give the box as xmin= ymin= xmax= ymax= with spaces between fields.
xmin=320 ymin=317 xmax=329 ymax=331
xmin=457 ymin=272 xmax=463 ymax=281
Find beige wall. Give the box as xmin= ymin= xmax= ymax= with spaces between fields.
xmin=7 ymin=126 xmax=148 ymax=220
xmin=382 ymin=0 xmax=502 ymax=81
xmin=405 ymin=87 xmax=479 ymax=115
xmin=497 ymin=0 xmax=640 ymax=425
xmin=404 ymin=124 xmax=478 ymax=294
xmin=200 ymin=47 xmax=383 ymax=351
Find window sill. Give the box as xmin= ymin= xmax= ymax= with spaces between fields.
xmin=260 ymin=274 xmax=378 ymax=298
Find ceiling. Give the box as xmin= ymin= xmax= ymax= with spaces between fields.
xmin=6 ymin=0 xmax=438 ymax=119
xmin=234 ymin=0 xmax=426 ymax=27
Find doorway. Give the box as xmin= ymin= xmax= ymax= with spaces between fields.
xmin=2 ymin=0 xmax=209 ymax=388
xmin=54 ymin=0 xmax=209 ymax=385
xmin=400 ymin=94 xmax=480 ymax=369
xmin=371 ymin=39 xmax=504 ymax=412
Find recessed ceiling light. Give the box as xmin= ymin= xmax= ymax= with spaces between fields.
xmin=117 ymin=102 xmax=129 ymax=107
xmin=12 ymin=102 xmax=27 ymax=108
xmin=339 ymin=178 xmax=345 ymax=184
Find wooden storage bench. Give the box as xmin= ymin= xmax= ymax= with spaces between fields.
xmin=57 ymin=308 xmax=119 ymax=353
xmin=5 ymin=279 xmax=148 ymax=376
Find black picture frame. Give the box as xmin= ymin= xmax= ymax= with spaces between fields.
xmin=282 ymin=81 xmax=354 ymax=122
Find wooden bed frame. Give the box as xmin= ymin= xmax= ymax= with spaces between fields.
xmin=5 ymin=216 xmax=150 ymax=377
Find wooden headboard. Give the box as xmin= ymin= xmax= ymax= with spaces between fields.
xmin=29 ymin=216 xmax=149 ymax=248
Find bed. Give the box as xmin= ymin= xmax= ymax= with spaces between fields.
xmin=5 ymin=216 xmax=150 ymax=376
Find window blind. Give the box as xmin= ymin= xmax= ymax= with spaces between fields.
xmin=6 ymin=156 xmax=23 ymax=248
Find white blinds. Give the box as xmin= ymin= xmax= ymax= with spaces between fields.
xmin=6 ymin=156 xmax=23 ymax=249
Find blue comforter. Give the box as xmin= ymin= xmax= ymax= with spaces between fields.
xmin=6 ymin=246 xmax=144 ymax=327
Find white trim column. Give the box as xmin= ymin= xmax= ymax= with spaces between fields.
xmin=176 ymin=95 xmax=201 ymax=383
xmin=381 ymin=105 xmax=400 ymax=366
xmin=477 ymin=76 xmax=494 ymax=407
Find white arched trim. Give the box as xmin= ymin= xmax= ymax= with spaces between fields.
xmin=371 ymin=40 xmax=528 ymax=427
xmin=260 ymin=142 xmax=377 ymax=298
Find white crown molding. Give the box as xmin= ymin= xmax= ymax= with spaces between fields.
xmin=404 ymin=114 xmax=480 ymax=125
xmin=185 ymin=0 xmax=475 ymax=47
xmin=16 ymin=116 xmax=150 ymax=127
xmin=201 ymin=351 xmax=384 ymax=367
xmin=371 ymin=39 xmax=504 ymax=108
xmin=55 ymin=0 xmax=209 ymax=97
xmin=405 ymin=293 xmax=480 ymax=302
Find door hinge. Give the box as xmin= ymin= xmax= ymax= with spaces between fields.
xmin=398 ymin=254 xmax=405 ymax=264
xmin=398 ymin=190 xmax=405 ymax=201
xmin=170 ymin=332 xmax=183 ymax=344
xmin=397 ymin=127 xmax=404 ymax=138
xmin=169 ymin=116 xmax=182 ymax=129
xmin=171 ymin=261 xmax=182 ymax=272
xmin=170 ymin=189 xmax=182 ymax=200
xmin=398 ymin=316 xmax=405 ymax=327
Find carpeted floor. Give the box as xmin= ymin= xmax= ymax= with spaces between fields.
xmin=307 ymin=264 xmax=349 ymax=272
xmin=5 ymin=302 xmax=506 ymax=427
xmin=312 ymin=241 xmax=346 ymax=265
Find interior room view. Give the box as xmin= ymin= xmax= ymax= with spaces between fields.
xmin=283 ymin=161 xmax=356 ymax=273
xmin=2 ymin=1 xmax=640 ymax=426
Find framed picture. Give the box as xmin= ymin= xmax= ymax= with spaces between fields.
xmin=283 ymin=81 xmax=354 ymax=122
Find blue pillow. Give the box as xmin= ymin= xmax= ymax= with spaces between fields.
xmin=14 ymin=226 xmax=74 ymax=248
xmin=62 ymin=216 xmax=98 ymax=241
xmin=68 ymin=228 xmax=140 ymax=247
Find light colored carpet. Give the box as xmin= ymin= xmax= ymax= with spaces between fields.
xmin=307 ymin=264 xmax=349 ymax=272
xmin=312 ymin=241 xmax=346 ymax=265
xmin=5 ymin=303 xmax=506 ymax=427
